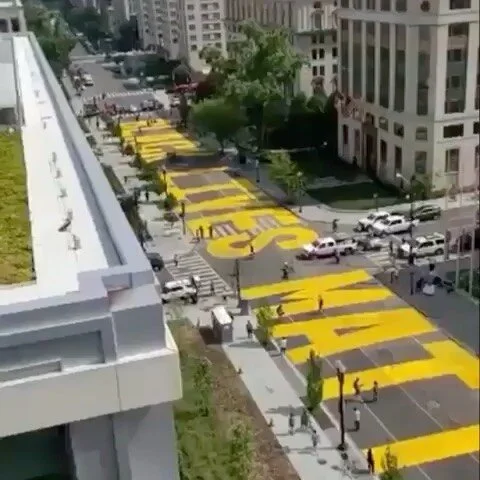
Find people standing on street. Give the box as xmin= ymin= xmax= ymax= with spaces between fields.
xmin=311 ymin=428 xmax=319 ymax=452
xmin=246 ymin=320 xmax=253 ymax=339
xmin=332 ymin=218 xmax=338 ymax=233
xmin=288 ymin=408 xmax=295 ymax=435
xmin=210 ymin=280 xmax=215 ymax=296
xmin=353 ymin=377 xmax=363 ymax=401
xmin=372 ymin=380 xmax=378 ymax=402
xmin=282 ymin=262 xmax=289 ymax=280
xmin=249 ymin=244 xmax=255 ymax=258
xmin=173 ymin=254 xmax=179 ymax=268
xmin=208 ymin=224 xmax=213 ymax=238
xmin=145 ymin=189 xmax=150 ymax=202
xmin=353 ymin=407 xmax=361 ymax=431
xmin=317 ymin=294 xmax=324 ymax=312
xmin=280 ymin=337 xmax=287 ymax=355
xmin=300 ymin=408 xmax=309 ymax=431
xmin=199 ymin=225 xmax=204 ymax=239
xmin=367 ymin=448 xmax=375 ymax=473
xmin=124 ymin=175 xmax=128 ymax=185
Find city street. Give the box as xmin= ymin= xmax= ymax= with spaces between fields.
xmin=77 ymin=58 xmax=479 ymax=480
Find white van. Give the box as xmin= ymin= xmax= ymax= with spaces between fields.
xmin=161 ymin=276 xmax=199 ymax=303
xmin=82 ymin=74 xmax=94 ymax=86
xmin=211 ymin=305 xmax=233 ymax=343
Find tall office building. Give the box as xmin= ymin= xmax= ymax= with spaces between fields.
xmin=0 ymin=2 xmax=182 ymax=479
xmin=225 ymin=0 xmax=338 ymax=96
xmin=336 ymin=0 xmax=479 ymax=191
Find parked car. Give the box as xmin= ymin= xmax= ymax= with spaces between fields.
xmin=399 ymin=233 xmax=445 ymax=258
xmin=146 ymin=252 xmax=164 ymax=271
xmin=355 ymin=211 xmax=390 ymax=232
xmin=299 ymin=235 xmax=357 ymax=259
xmin=391 ymin=204 xmax=442 ymax=222
xmin=372 ymin=215 xmax=419 ymax=236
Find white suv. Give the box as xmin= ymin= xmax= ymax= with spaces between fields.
xmin=372 ymin=215 xmax=419 ymax=236
xmin=356 ymin=211 xmax=390 ymax=231
xmin=400 ymin=234 xmax=445 ymax=258
xmin=161 ymin=277 xmax=200 ymax=303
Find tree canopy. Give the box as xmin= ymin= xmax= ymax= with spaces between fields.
xmin=190 ymin=99 xmax=247 ymax=152
xmin=64 ymin=7 xmax=108 ymax=46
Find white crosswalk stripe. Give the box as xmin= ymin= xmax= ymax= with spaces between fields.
xmin=213 ymin=216 xmax=281 ymax=238
xmin=364 ymin=250 xmax=460 ymax=270
xmin=164 ymin=251 xmax=233 ymax=297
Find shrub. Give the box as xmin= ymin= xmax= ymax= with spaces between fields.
xmin=380 ymin=447 xmax=403 ymax=480
xmin=255 ymin=304 xmax=276 ymax=346
xmin=163 ymin=192 xmax=178 ymax=210
xmin=163 ymin=211 xmax=178 ymax=223
xmin=124 ymin=143 xmax=134 ymax=156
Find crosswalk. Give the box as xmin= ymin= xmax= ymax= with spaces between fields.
xmin=164 ymin=251 xmax=233 ymax=297
xmin=364 ymin=249 xmax=460 ymax=270
xmin=212 ymin=216 xmax=280 ymax=238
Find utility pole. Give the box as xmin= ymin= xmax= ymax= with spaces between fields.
xmin=180 ymin=201 xmax=186 ymax=235
xmin=234 ymin=259 xmax=241 ymax=300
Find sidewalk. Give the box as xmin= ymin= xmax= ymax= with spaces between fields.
xmin=232 ymin=158 xmax=478 ymax=225
xmin=181 ymin=298 xmax=377 ymax=480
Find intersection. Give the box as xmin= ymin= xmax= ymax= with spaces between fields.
xmin=165 ymin=162 xmax=480 ymax=480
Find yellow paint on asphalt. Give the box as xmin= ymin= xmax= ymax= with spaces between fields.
xmin=168 ymin=167 xmax=228 ymax=178
xmin=367 ymin=425 xmax=480 ymax=473
xmin=322 ymin=340 xmax=479 ymax=400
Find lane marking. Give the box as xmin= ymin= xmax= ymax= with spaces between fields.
xmin=367 ymin=425 xmax=480 ymax=473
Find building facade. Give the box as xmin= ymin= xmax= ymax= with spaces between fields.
xmin=225 ymin=0 xmax=338 ymax=96
xmin=336 ymin=0 xmax=479 ymax=192
xmin=0 ymin=4 xmax=182 ymax=480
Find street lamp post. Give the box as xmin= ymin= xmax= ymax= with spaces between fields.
xmin=255 ymin=158 xmax=260 ymax=183
xmin=373 ymin=193 xmax=379 ymax=211
xmin=234 ymin=259 xmax=241 ymax=301
xmin=335 ymin=360 xmax=347 ymax=451
xmin=162 ymin=167 xmax=167 ymax=193
xmin=297 ymin=171 xmax=304 ymax=213
xmin=180 ymin=201 xmax=186 ymax=235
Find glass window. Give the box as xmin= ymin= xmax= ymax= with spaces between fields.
xmin=352 ymin=21 xmax=362 ymax=98
xmin=393 ymin=122 xmax=404 ymax=137
xmin=353 ymin=0 xmax=363 ymax=8
xmin=417 ymin=26 xmax=431 ymax=116
xmin=395 ymin=0 xmax=407 ymax=11
xmin=318 ymin=33 xmax=325 ymax=43
xmin=341 ymin=0 xmax=349 ymax=6
xmin=366 ymin=22 xmax=376 ymax=103
xmin=11 ymin=18 xmax=20 ymax=32
xmin=319 ymin=66 xmax=325 ymax=76
xmin=380 ymin=0 xmax=391 ymax=10
xmin=379 ymin=117 xmax=388 ymax=131
xmin=379 ymin=23 xmax=390 ymax=108
xmin=333 ymin=64 xmax=338 ymax=74
xmin=340 ymin=20 xmax=350 ymax=95
xmin=450 ymin=0 xmax=471 ymax=8
xmin=366 ymin=0 xmax=375 ymax=8
xmin=474 ymin=122 xmax=479 ymax=134
xmin=312 ymin=66 xmax=318 ymax=76
xmin=394 ymin=146 xmax=402 ymax=172
xmin=319 ymin=49 xmax=325 ymax=59
xmin=311 ymin=35 xmax=317 ymax=44
xmin=415 ymin=152 xmax=427 ymax=174
xmin=312 ymin=49 xmax=318 ymax=60
xmin=333 ymin=47 xmax=338 ymax=57
xmin=380 ymin=140 xmax=387 ymax=164
xmin=394 ymin=25 xmax=406 ymax=112
xmin=443 ymin=124 xmax=464 ymax=138
xmin=342 ymin=125 xmax=349 ymax=145
xmin=475 ymin=145 xmax=479 ymax=169
xmin=0 ymin=19 xmax=8 ymax=32
xmin=416 ymin=127 xmax=428 ymax=140
xmin=445 ymin=149 xmax=459 ymax=172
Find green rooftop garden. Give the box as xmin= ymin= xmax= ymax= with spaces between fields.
xmin=0 ymin=131 xmax=32 ymax=284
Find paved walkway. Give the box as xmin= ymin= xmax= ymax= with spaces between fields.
xmin=181 ymin=298 xmax=377 ymax=480
xmin=232 ymin=158 xmax=478 ymax=225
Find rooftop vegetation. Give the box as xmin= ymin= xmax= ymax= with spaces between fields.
xmin=0 ymin=132 xmax=32 ymax=284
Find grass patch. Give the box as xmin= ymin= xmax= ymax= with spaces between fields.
xmin=0 ymin=132 xmax=32 ymax=284
xmin=307 ymin=181 xmax=404 ymax=210
xmin=171 ymin=321 xmax=300 ymax=480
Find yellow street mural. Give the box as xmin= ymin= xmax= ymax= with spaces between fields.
xmin=241 ymin=270 xmax=480 ymax=472
xmin=167 ymin=168 xmax=318 ymax=258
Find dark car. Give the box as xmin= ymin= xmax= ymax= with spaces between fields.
xmin=146 ymin=252 xmax=164 ymax=271
xmin=391 ymin=204 xmax=442 ymax=222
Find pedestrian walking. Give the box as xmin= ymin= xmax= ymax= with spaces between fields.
xmin=280 ymin=337 xmax=287 ymax=355
xmin=208 ymin=224 xmax=213 ymax=238
xmin=173 ymin=254 xmax=179 ymax=268
xmin=353 ymin=377 xmax=363 ymax=401
xmin=199 ymin=225 xmax=204 ymax=239
xmin=367 ymin=448 xmax=375 ymax=474
xmin=123 ymin=175 xmax=128 ymax=184
xmin=145 ymin=189 xmax=150 ymax=202
xmin=372 ymin=380 xmax=378 ymax=402
xmin=334 ymin=248 xmax=340 ymax=264
xmin=353 ymin=407 xmax=361 ymax=431
xmin=276 ymin=304 xmax=284 ymax=317
xmin=249 ymin=244 xmax=255 ymax=257
xmin=246 ymin=320 xmax=253 ymax=339
xmin=300 ymin=408 xmax=309 ymax=431
xmin=288 ymin=408 xmax=295 ymax=435
xmin=317 ymin=294 xmax=324 ymax=312
xmin=428 ymin=258 xmax=436 ymax=272
xmin=210 ymin=280 xmax=215 ymax=296
xmin=311 ymin=428 xmax=319 ymax=451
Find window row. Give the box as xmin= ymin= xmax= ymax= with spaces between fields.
xmin=311 ymin=32 xmax=337 ymax=45
xmin=311 ymin=48 xmax=337 ymax=60
xmin=312 ymin=65 xmax=338 ymax=77
xmin=444 ymin=121 xmax=479 ymax=138
xmin=339 ymin=0 xmax=470 ymax=9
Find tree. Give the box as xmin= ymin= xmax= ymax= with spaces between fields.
xmin=190 ymin=99 xmax=247 ymax=153
xmin=192 ymin=357 xmax=213 ymax=417
xmin=305 ymin=350 xmax=324 ymax=412
xmin=267 ymin=150 xmax=305 ymax=202
xmin=226 ymin=421 xmax=254 ymax=479
xmin=255 ymin=304 xmax=276 ymax=346
xmin=202 ymin=21 xmax=306 ymax=149
xmin=380 ymin=447 xmax=403 ymax=480
xmin=116 ymin=19 xmax=139 ymax=52
xmin=65 ymin=7 xmax=107 ymax=46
